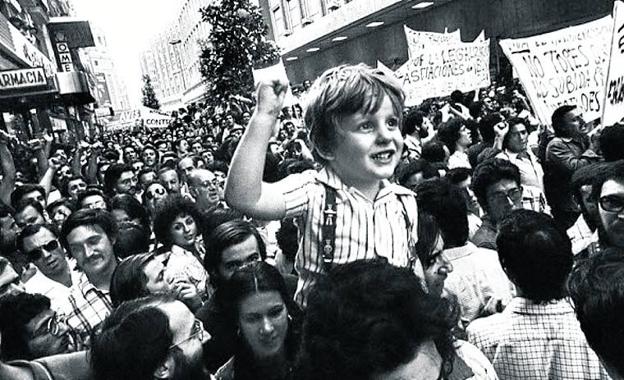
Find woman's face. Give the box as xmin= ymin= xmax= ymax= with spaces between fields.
xmin=169 ymin=213 xmax=197 ymax=248
xmin=424 ymin=235 xmax=453 ymax=298
xmin=238 ymin=291 xmax=289 ymax=359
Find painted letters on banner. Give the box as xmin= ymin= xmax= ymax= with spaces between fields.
xmin=603 ymin=1 xmax=624 ymax=126
xmin=500 ymin=16 xmax=611 ymax=124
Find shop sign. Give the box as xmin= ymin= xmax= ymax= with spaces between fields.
xmin=0 ymin=67 xmax=47 ymax=91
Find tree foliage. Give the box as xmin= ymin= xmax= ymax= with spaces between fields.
xmin=199 ymin=0 xmax=280 ymax=110
xmin=141 ymin=74 xmax=160 ymax=110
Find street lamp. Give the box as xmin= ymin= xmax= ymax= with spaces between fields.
xmin=169 ymin=39 xmax=187 ymax=98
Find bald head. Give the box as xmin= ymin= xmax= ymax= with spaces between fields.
xmin=188 ymin=169 xmax=221 ymax=209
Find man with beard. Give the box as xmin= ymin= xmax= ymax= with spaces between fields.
xmin=590 ymin=160 xmax=624 ymax=251
xmin=0 ymin=293 xmax=81 ymax=360
xmin=103 ymin=164 xmax=138 ymax=198
xmin=91 ymin=295 xmax=211 ymax=380
xmin=188 ymin=169 xmax=223 ymax=211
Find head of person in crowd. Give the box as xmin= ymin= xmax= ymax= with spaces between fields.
xmin=143 ymin=182 xmax=169 ymax=217
xmin=77 ymin=187 xmax=109 ymax=211
xmin=0 ymin=293 xmax=78 ymax=360
xmin=110 ymin=194 xmax=150 ymax=230
xmin=18 ymin=223 xmax=70 ymax=282
xmin=437 ymin=118 xmax=472 ymax=154
xmin=416 ymin=178 xmax=469 ymax=249
xmin=153 ymin=195 xmax=203 ymax=252
xmin=591 ymin=160 xmax=624 ymax=249
xmin=421 ymin=140 xmax=449 ymax=167
xmin=141 ymin=145 xmax=160 ymax=168
xmin=304 ymin=64 xmax=404 ymax=181
xmin=11 ymin=183 xmax=46 ymax=210
xmin=91 ymin=295 xmax=210 ymax=380
xmin=395 ymin=158 xmax=439 ymax=191
xmin=201 ymin=149 xmax=215 ymax=166
xmin=599 ymin=124 xmax=624 ymax=162
xmin=478 ymin=112 xmax=504 ymax=146
xmin=297 ymin=259 xmax=459 ymax=380
xmin=216 ymin=262 xmax=302 ymax=377
xmin=158 ymin=166 xmax=181 ymax=194
xmin=497 ymin=210 xmax=572 ymax=303
xmin=191 ymin=140 xmax=204 ymax=156
xmin=110 ymin=253 xmax=170 ymax=307
xmin=174 ymin=138 xmax=190 ymax=157
xmin=60 ymin=209 xmax=118 ymax=286
xmin=113 ymin=221 xmax=151 ymax=259
xmin=138 ymin=167 xmax=159 ymax=190
xmin=402 ymin=108 xmax=426 ymax=138
xmin=502 ymin=117 xmax=529 ymax=154
xmin=571 ymin=163 xmax=610 ymax=232
xmin=46 ymin=198 xmax=74 ymax=231
xmin=14 ymin=198 xmax=46 ymax=229
xmin=188 ymin=169 xmax=221 ymax=210
xmin=132 ymin=160 xmax=145 ymax=174
xmin=0 ymin=256 xmax=25 ymax=298
xmin=97 ymin=162 xmax=110 ymax=185
xmin=568 ymin=247 xmax=624 ymax=380
xmin=446 ymin=167 xmax=480 ymax=215
xmin=104 ymin=163 xmax=138 ymax=197
xmin=551 ymin=104 xmax=585 ymax=138
xmin=178 ymin=156 xmax=201 ymax=183
xmin=62 ymin=175 xmax=87 ymax=201
xmin=123 ymin=145 xmax=138 ymax=163
xmin=415 ymin=212 xmax=453 ymax=298
xmin=0 ymin=203 xmax=19 ymax=253
xmin=472 ymin=158 xmax=522 ymax=226
xmin=203 ymin=219 xmax=266 ymax=288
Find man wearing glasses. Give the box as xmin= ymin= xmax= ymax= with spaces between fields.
xmin=592 ymin=160 xmax=624 ymax=251
xmin=188 ymin=169 xmax=224 ymax=212
xmin=471 ymin=158 xmax=524 ymax=250
xmin=92 ymin=295 xmax=213 ymax=380
xmin=0 ymin=293 xmax=80 ymax=360
xmin=18 ymin=224 xmax=78 ymax=313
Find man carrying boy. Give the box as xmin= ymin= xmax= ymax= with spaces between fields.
xmin=226 ymin=64 xmax=420 ymax=306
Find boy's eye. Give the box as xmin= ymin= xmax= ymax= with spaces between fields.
xmin=358 ymin=122 xmax=374 ymax=131
xmin=387 ymin=118 xmax=399 ymax=128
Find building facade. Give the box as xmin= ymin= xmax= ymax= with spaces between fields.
xmin=258 ymin=0 xmax=617 ymax=85
xmin=140 ymin=0 xmax=212 ymax=111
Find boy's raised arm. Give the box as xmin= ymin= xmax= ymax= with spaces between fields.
xmin=225 ymin=78 xmax=289 ymax=220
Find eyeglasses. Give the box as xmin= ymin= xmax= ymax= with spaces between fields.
xmin=25 ymin=240 xmax=60 ymax=261
xmin=489 ymin=187 xmax=523 ymax=204
xmin=33 ymin=312 xmax=64 ymax=338
xmin=168 ymin=319 xmax=210 ymax=350
xmin=599 ymin=195 xmax=624 ymax=213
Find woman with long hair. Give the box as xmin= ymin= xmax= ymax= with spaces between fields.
xmin=215 ymin=261 xmax=302 ymax=380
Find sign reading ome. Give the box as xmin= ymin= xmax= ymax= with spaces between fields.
xmin=0 ymin=67 xmax=47 ymax=91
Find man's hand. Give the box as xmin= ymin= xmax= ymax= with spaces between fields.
xmin=48 ymin=156 xmax=63 ymax=171
xmin=255 ymin=79 xmax=288 ymax=118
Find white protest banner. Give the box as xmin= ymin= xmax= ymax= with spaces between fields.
xmin=395 ymin=37 xmax=491 ymax=106
xmin=603 ymin=1 xmax=624 ymax=126
xmin=376 ymin=60 xmax=395 ymax=76
xmin=140 ymin=106 xmax=171 ymax=128
xmin=500 ymin=16 xmax=611 ymax=124
xmin=404 ymin=25 xmax=461 ymax=59
xmin=252 ymin=59 xmax=296 ymax=107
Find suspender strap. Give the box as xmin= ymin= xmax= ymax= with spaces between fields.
xmin=321 ymin=185 xmax=337 ymax=272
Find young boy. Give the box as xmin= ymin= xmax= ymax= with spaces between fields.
xmin=226 ymin=64 xmax=420 ymax=306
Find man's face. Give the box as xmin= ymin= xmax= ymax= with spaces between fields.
xmin=159 ymin=170 xmax=181 ymax=194
xmin=67 ymin=178 xmax=87 ymax=200
xmin=177 ymin=139 xmax=189 ymax=154
xmin=81 ymin=195 xmax=107 ymax=210
xmin=66 ymin=225 xmax=116 ymax=279
xmin=217 ymin=235 xmax=261 ymax=281
xmin=225 ymin=114 xmax=235 ymax=126
xmin=139 ymin=171 xmax=158 ymax=190
xmin=0 ymin=214 xmax=19 ymax=250
xmin=145 ymin=183 xmax=168 ymax=213
xmin=0 ymin=262 xmax=25 ymax=297
xmin=23 ymin=190 xmax=46 ymax=209
xmin=189 ymin=170 xmax=220 ymax=209
xmin=562 ymin=109 xmax=585 ymax=137
xmin=50 ymin=205 xmax=72 ymax=230
xmin=158 ymin=301 xmax=209 ymax=380
xmin=486 ymin=179 xmax=523 ymax=225
xmin=506 ymin=123 xmax=528 ymax=153
xmin=142 ymin=149 xmax=158 ymax=167
xmin=578 ymin=184 xmax=600 ymax=227
xmin=26 ymin=310 xmax=76 ymax=358
xmin=201 ymin=151 xmax=214 ymax=166
xmin=124 ymin=147 xmax=137 ymax=162
xmin=178 ymin=158 xmax=195 ymax=182
xmin=22 ymin=227 xmax=69 ymax=279
xmin=598 ymin=179 xmax=624 ymax=248
xmin=115 ymin=171 xmax=138 ymax=195
xmin=242 ymin=112 xmax=251 ymax=125
xmin=191 ymin=142 xmax=203 ymax=155
xmin=15 ymin=205 xmax=46 ymax=229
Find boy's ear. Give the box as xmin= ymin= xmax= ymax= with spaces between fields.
xmin=314 ymin=146 xmax=334 ymax=161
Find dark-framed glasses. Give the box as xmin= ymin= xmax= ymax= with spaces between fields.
xmin=25 ymin=240 xmax=60 ymax=261
xmin=599 ymin=195 xmax=624 ymax=213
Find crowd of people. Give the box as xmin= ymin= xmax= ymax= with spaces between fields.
xmin=0 ymin=62 xmax=623 ymax=380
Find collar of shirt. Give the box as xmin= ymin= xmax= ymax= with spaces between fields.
xmin=443 ymin=242 xmax=479 ymax=261
xmin=504 ymin=297 xmax=574 ymax=316
xmin=503 ymin=149 xmax=531 ymax=161
xmin=76 ymin=272 xmax=109 ymax=297
xmin=316 ymin=166 xmax=412 ymax=202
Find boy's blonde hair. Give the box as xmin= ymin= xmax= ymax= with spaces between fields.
xmin=304 ymin=64 xmax=405 ymax=164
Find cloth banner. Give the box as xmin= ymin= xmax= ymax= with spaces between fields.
xmin=603 ymin=1 xmax=624 ymax=126
xmin=500 ymin=16 xmax=612 ymax=124
xmin=404 ymin=25 xmax=461 ymax=59
xmin=396 ymin=29 xmax=490 ymax=106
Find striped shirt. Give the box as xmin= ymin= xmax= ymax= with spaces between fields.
xmin=467 ymin=297 xmax=610 ymax=380
xmin=64 ymin=273 xmax=113 ymax=343
xmin=279 ymin=167 xmax=420 ymax=307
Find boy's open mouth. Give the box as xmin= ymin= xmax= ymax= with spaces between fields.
xmin=371 ymin=150 xmax=395 ymax=161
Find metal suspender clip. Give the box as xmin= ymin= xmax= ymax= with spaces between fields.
xmin=322 ymin=186 xmax=337 ymax=271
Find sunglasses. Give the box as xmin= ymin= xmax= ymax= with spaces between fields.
xmin=146 ymin=187 xmax=166 ymax=200
xmin=25 ymin=240 xmax=60 ymax=261
xmin=599 ymin=195 xmax=624 ymax=213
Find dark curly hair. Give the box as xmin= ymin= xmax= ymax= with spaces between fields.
xmin=296 ymin=259 xmax=459 ymax=380
xmin=471 ymin=158 xmax=521 ymax=212
xmin=152 ymin=194 xmax=204 ymax=249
